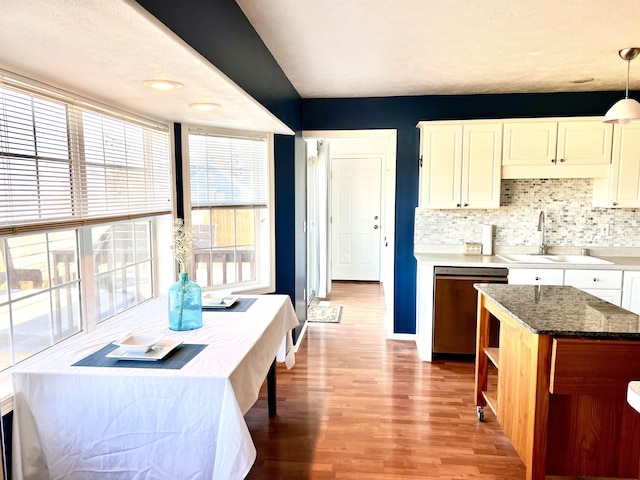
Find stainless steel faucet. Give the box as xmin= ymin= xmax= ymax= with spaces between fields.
xmin=537 ymin=210 xmax=546 ymax=255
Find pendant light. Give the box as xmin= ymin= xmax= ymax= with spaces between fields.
xmin=603 ymin=48 xmax=640 ymax=124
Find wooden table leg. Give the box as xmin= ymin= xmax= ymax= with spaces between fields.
xmin=267 ymin=360 xmax=276 ymax=417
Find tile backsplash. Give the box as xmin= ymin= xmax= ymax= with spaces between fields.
xmin=414 ymin=179 xmax=640 ymax=248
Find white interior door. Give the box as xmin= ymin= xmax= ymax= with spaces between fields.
xmin=331 ymin=156 xmax=382 ymax=281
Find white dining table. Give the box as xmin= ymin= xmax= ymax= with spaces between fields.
xmin=11 ymin=294 xmax=298 ymax=480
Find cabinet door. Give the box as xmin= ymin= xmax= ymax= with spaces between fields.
xmin=508 ymin=268 xmax=564 ymax=285
xmin=502 ymin=122 xmax=557 ymax=166
xmin=609 ymin=123 xmax=640 ymax=208
xmin=581 ymin=289 xmax=622 ymax=306
xmin=461 ymin=123 xmax=502 ymax=209
xmin=557 ymin=121 xmax=613 ymax=166
xmin=419 ymin=124 xmax=463 ymax=208
xmin=622 ymin=271 xmax=640 ymax=315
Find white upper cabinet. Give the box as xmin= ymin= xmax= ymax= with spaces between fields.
xmin=593 ymin=123 xmax=640 ymax=208
xmin=418 ymin=121 xmax=502 ymax=209
xmin=502 ymin=118 xmax=612 ymax=179
xmin=502 ymin=121 xmax=557 ymax=167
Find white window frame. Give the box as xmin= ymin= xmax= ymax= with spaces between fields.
xmin=181 ymin=126 xmax=275 ymax=294
xmin=0 ymin=70 xmax=174 ymax=383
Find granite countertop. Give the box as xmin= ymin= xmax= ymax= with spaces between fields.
xmin=475 ymin=284 xmax=640 ymax=337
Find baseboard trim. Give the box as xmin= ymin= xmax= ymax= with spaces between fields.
xmin=293 ymin=320 xmax=309 ymax=353
xmin=386 ymin=333 xmax=416 ymax=341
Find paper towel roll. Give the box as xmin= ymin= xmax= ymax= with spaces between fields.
xmin=481 ymin=224 xmax=493 ymax=255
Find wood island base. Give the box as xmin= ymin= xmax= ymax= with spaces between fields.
xmin=474 ymin=290 xmax=640 ymax=480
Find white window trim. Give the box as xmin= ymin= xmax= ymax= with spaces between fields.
xmin=181 ymin=126 xmax=275 ymax=294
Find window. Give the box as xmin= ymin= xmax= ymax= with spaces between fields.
xmin=1 ymin=231 xmax=81 ymax=369
xmin=186 ymin=127 xmax=274 ymax=292
xmin=0 ymin=72 xmax=171 ymax=370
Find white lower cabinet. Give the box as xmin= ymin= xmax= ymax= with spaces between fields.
xmin=508 ymin=268 xmax=564 ymax=285
xmin=415 ymin=263 xmax=435 ymax=361
xmin=564 ymin=269 xmax=623 ymax=306
xmin=509 ymin=268 xmax=623 ymax=306
xmin=622 ymin=271 xmax=640 ymax=314
xmin=581 ymin=289 xmax=623 ymax=306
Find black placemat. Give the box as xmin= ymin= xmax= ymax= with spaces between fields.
xmin=202 ymin=297 xmax=256 ymax=312
xmin=73 ymin=343 xmax=207 ymax=369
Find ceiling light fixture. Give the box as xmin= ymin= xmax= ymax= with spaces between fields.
xmin=603 ymin=48 xmax=640 ymax=124
xmin=189 ymin=103 xmax=221 ymax=112
xmin=143 ymin=79 xmax=184 ymax=91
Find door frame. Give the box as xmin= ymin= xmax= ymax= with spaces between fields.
xmin=302 ymin=129 xmax=397 ymax=338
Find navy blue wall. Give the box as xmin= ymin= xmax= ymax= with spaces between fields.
xmin=301 ymin=92 xmax=626 ymax=333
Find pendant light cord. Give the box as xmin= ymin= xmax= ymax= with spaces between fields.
xmin=626 ymin=59 xmax=631 ymax=99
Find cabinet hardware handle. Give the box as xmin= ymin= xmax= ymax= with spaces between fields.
xmin=456 ymin=203 xmax=461 ymax=207
xmin=593 ymin=278 xmax=598 ymax=282
xmin=535 ymin=276 xmax=540 ymax=281
xmin=463 ymin=203 xmax=469 ymax=207
xmin=560 ymin=158 xmax=565 ymax=163
xmin=550 ymin=159 xmax=555 ymax=164
xmin=613 ymin=202 xmax=618 ymax=206
xmin=374 ymin=215 xmax=379 ymax=220
xmin=374 ymin=225 xmax=379 ymax=229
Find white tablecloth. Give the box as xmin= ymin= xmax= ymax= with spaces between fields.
xmin=11 ymin=295 xmax=298 ymax=480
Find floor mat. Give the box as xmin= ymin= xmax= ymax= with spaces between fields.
xmin=307 ymin=304 xmax=343 ymax=323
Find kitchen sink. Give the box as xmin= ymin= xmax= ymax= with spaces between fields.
xmin=496 ymin=254 xmax=613 ymax=265
xmin=497 ymin=254 xmax=555 ymax=263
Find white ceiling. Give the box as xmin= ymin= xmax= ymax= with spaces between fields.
xmin=236 ymin=0 xmax=640 ymax=98
xmin=0 ymin=0 xmax=293 ymax=135
xmin=3 ymin=0 xmax=640 ymax=133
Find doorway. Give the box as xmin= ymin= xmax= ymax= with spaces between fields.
xmin=302 ymin=130 xmax=397 ymax=338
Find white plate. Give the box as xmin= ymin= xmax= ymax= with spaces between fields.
xmin=113 ymin=333 xmax=164 ymax=354
xmin=202 ymin=294 xmax=239 ymax=309
xmin=107 ymin=339 xmax=183 ymax=361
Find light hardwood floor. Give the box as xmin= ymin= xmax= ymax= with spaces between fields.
xmin=245 ymin=281 xmax=526 ymax=479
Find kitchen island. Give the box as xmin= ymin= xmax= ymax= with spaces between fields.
xmin=474 ymin=284 xmax=640 ymax=480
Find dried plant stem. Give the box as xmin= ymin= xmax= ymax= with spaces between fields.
xmin=172 ymin=218 xmax=193 ymax=329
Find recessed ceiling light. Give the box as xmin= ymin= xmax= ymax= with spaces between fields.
xmin=189 ymin=103 xmax=221 ymax=112
xmin=143 ymin=79 xmax=184 ymax=91
xmin=571 ymin=77 xmax=595 ymax=84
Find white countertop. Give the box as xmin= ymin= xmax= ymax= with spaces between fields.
xmin=414 ymin=251 xmax=640 ymax=270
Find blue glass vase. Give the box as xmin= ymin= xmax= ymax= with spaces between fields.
xmin=168 ymin=273 xmax=203 ymax=331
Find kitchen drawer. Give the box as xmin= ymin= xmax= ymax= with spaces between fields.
xmin=564 ymin=269 xmax=622 ymax=290
xmin=508 ymin=268 xmax=564 ymax=285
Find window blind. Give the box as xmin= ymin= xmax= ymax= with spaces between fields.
xmin=0 ymin=76 xmax=171 ymax=234
xmin=188 ymin=128 xmax=268 ymax=208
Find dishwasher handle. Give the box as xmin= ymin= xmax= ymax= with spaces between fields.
xmin=436 ymin=275 xmax=508 ymax=282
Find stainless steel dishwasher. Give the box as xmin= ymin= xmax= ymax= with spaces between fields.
xmin=433 ymin=266 xmax=508 ymax=358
